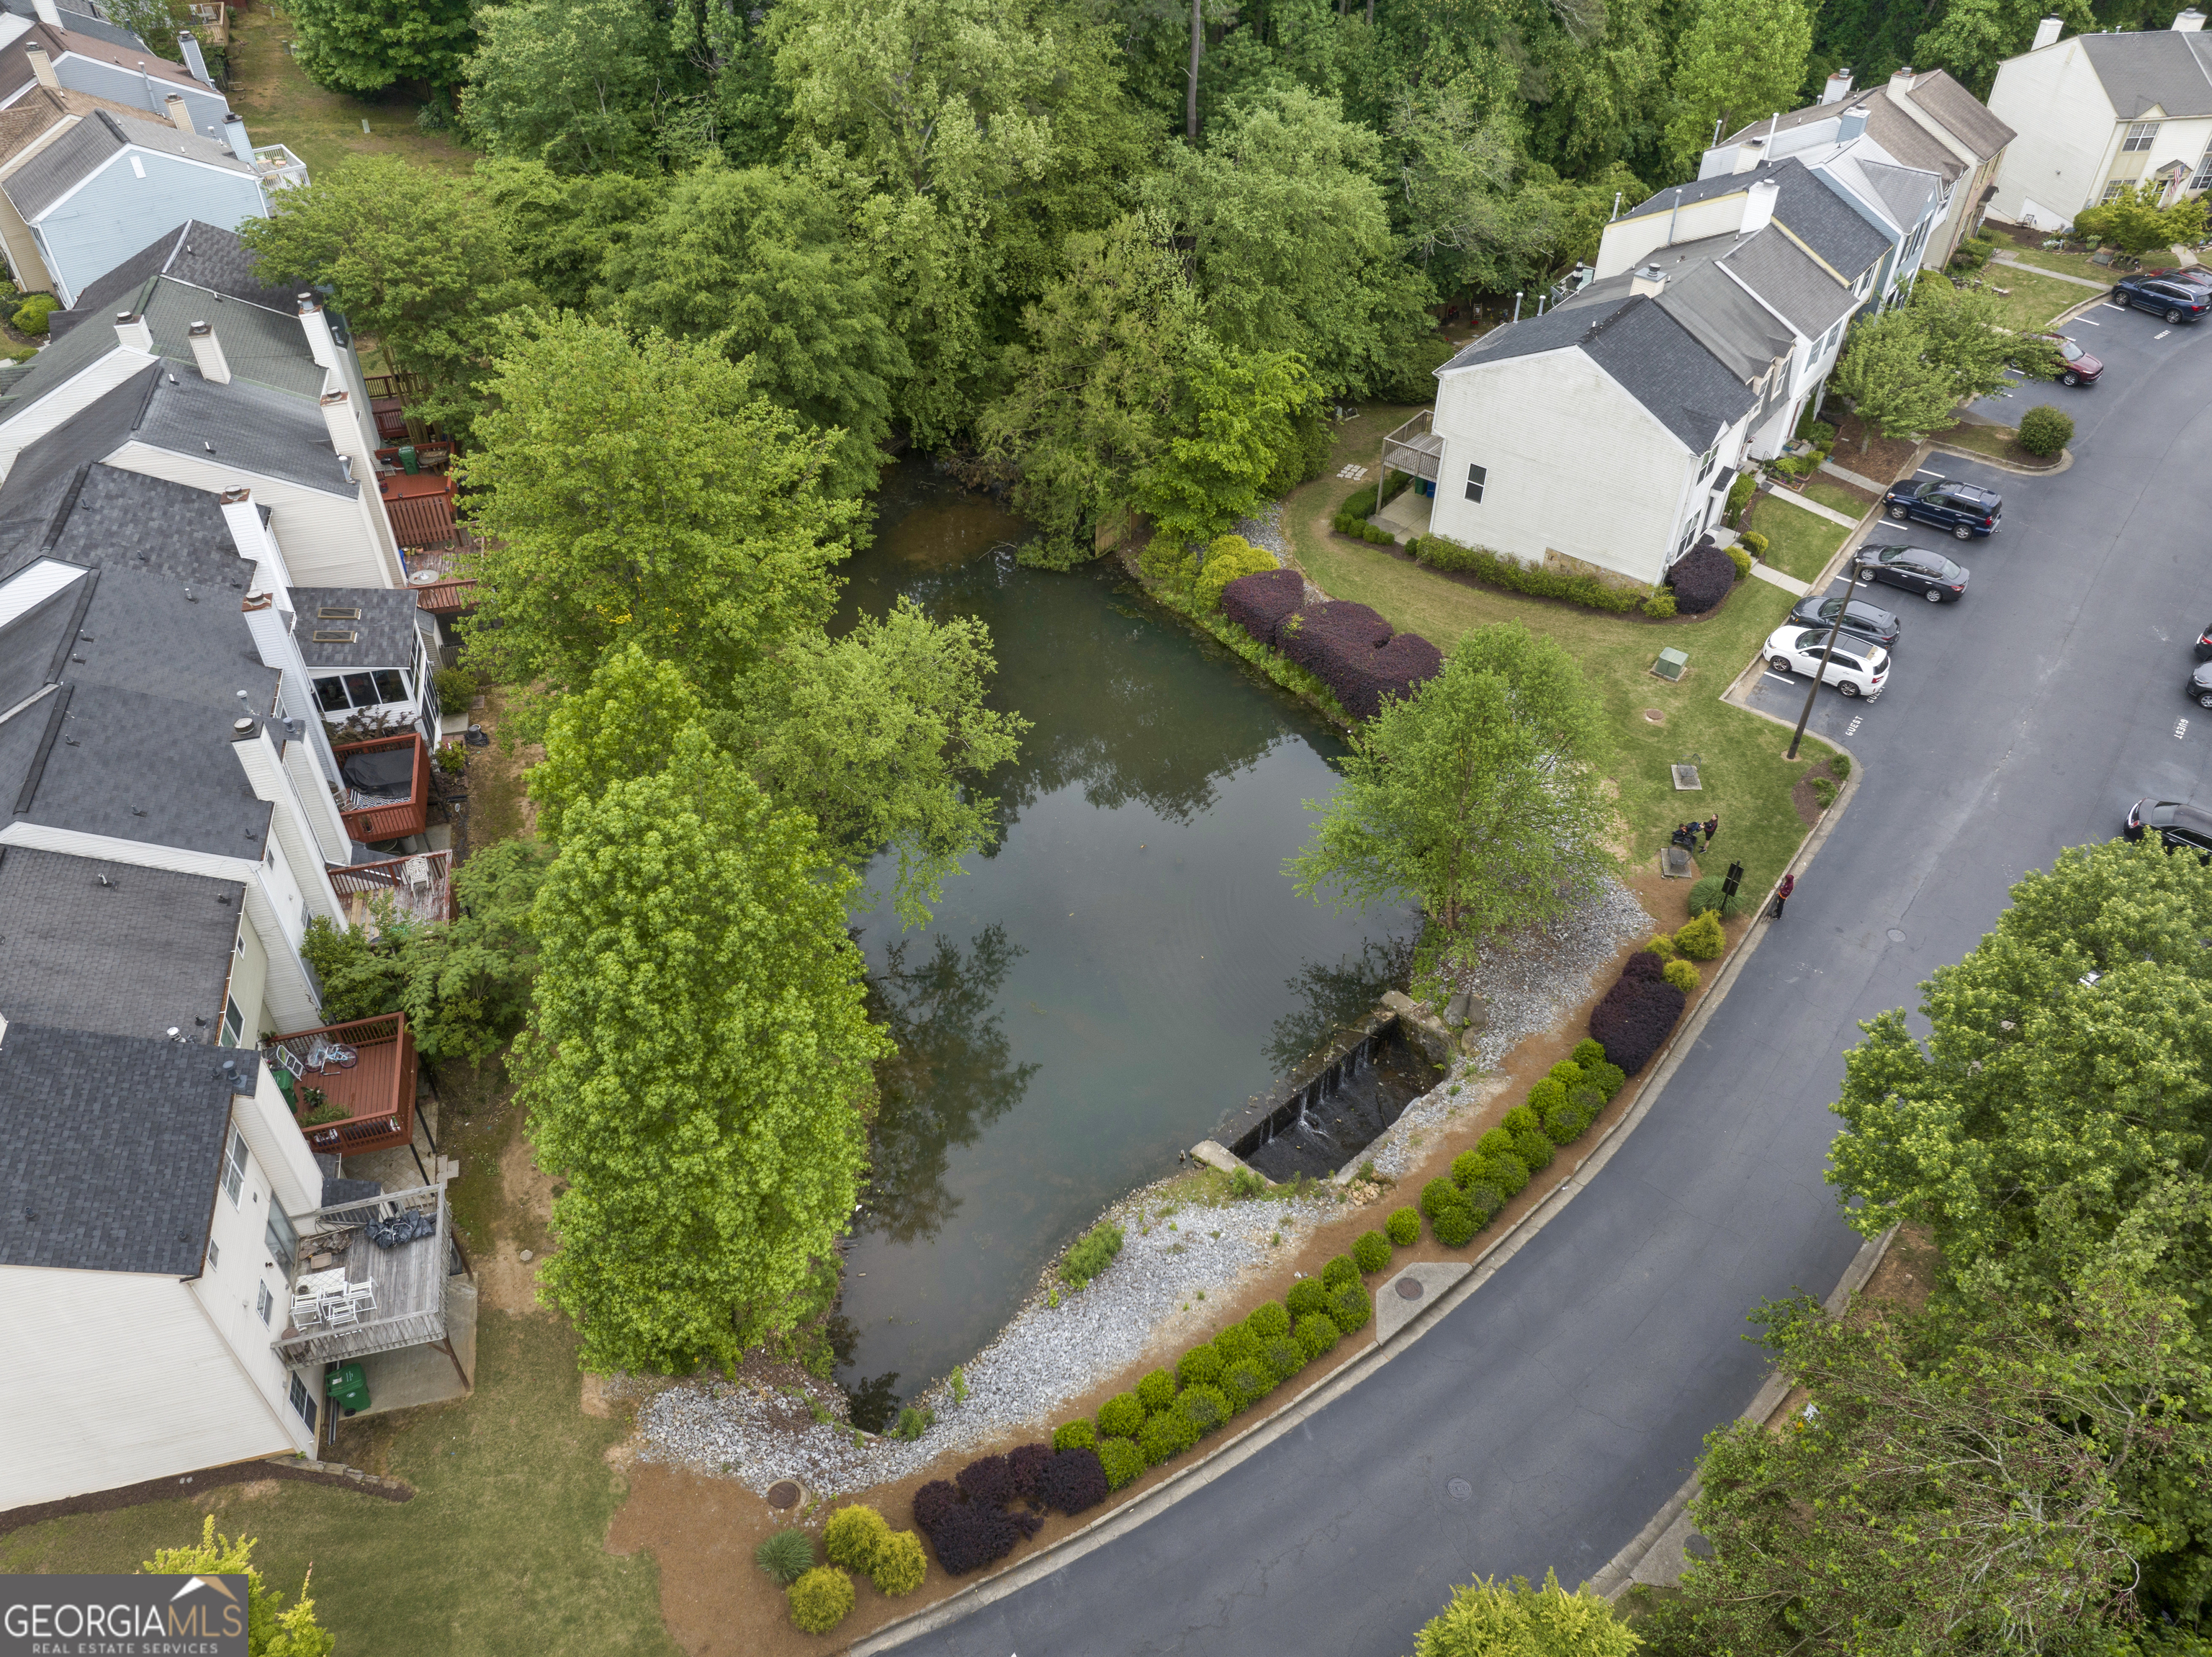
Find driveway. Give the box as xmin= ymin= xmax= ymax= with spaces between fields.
xmin=891 ymin=299 xmax=2212 ymax=1656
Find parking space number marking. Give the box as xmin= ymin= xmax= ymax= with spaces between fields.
xmin=2157 ymin=328 xmax=2173 ymax=338
xmin=1845 ymin=716 xmax=1862 ymax=736
xmin=2178 ymin=719 xmax=2190 ymax=740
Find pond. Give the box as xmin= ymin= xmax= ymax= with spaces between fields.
xmin=830 ymin=462 xmax=1420 ymax=1427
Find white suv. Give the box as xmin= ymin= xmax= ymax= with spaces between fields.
xmin=1763 ymin=624 xmax=1889 ymax=699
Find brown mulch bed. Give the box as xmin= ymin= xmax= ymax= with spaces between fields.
xmin=1824 ymin=415 xmax=1919 ymax=485
xmin=1791 ymin=759 xmax=1848 ymax=826
xmin=1344 ymin=534 xmax=1747 ymax=625
xmin=0 ymin=1458 xmax=410 ymax=1537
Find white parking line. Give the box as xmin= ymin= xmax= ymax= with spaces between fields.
xmin=2107 ymin=303 xmax=2131 ymax=311
xmin=1845 ymin=716 xmax=1863 ymax=736
xmin=1765 ymin=673 xmax=1794 ymax=685
xmin=2079 ymin=317 xmax=2100 ymax=325
xmin=2157 ymin=328 xmax=2173 ymax=338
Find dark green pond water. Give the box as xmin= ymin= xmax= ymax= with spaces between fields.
xmin=830 ymin=462 xmax=1418 ymax=1427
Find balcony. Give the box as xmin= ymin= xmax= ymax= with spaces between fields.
xmin=265 ymin=1012 xmax=418 ymax=1157
xmin=379 ymin=468 xmax=462 ymax=552
xmin=334 ymin=731 xmax=430 ymax=843
xmin=1380 ymin=409 xmax=1445 ymax=484
xmin=330 ymin=849 xmax=453 ymax=930
xmin=253 ymin=143 xmax=309 ymax=194
xmin=274 ymin=1182 xmax=462 ymax=1375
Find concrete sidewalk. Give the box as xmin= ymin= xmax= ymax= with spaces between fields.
xmin=1760 ymin=485 xmax=1858 ymax=529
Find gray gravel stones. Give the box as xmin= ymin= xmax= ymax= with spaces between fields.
xmin=1233 ymin=503 xmax=1290 ymax=562
xmin=638 ymin=1180 xmax=1346 ymax=1500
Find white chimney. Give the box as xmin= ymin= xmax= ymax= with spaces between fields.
xmin=112 ymin=311 xmax=151 ymax=354
xmin=1743 ymin=178 xmax=1781 ymax=236
xmin=220 ymin=111 xmax=253 ymax=166
xmin=163 ymin=91 xmax=192 ymax=134
xmin=1732 ymin=138 xmax=1766 ymax=174
xmin=188 ymin=319 xmax=230 ymax=385
xmin=30 ymin=0 xmax=58 ymax=27
xmin=1820 ymin=68 xmax=1854 ymax=104
xmin=220 ymin=486 xmax=294 ymax=592
xmin=320 ymin=387 xmax=364 ymax=482
xmin=1630 ymin=264 xmax=1667 ymax=298
xmin=1887 ymin=66 xmax=1918 ymax=106
xmin=296 ymin=293 xmax=338 ymax=369
xmin=1838 ymin=107 xmax=1869 ymax=143
xmin=2176 ymin=8 xmax=2206 ymax=27
xmin=2033 ymin=15 xmax=2065 ymax=47
xmin=23 ymin=41 xmax=58 ymax=91
xmin=177 ymin=30 xmax=212 ymax=84
xmin=229 ymin=717 xmax=342 ymax=922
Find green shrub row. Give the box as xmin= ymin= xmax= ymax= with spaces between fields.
xmin=779 ymin=1504 xmax=931 ymax=1630
xmin=1425 ymin=1041 xmax=1626 ymax=1247
xmin=1408 ymin=536 xmax=1644 ymax=614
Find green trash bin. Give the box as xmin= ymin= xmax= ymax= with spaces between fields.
xmin=325 ymin=1362 xmax=369 ymax=1415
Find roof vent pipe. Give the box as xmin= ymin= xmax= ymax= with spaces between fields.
xmin=2032 ymin=14 xmax=2064 ymax=45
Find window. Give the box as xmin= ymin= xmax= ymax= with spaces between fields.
xmin=257 ymin=1283 xmax=274 ymax=1325
xmin=1697 ymin=444 xmax=1718 ymax=481
xmin=265 ymin=1205 xmax=299 ymax=1279
xmin=372 ymin=668 xmax=408 ymax=704
xmin=222 ymin=1128 xmax=248 ymax=1205
xmin=289 ymin=1373 xmax=318 ymax=1432
xmin=2101 ymin=179 xmax=2127 ymax=205
xmin=207 ymin=1239 xmax=220 ymax=1271
xmin=313 ymin=676 xmax=349 ymax=714
xmin=2195 ymin=145 xmax=2212 ymax=192
xmin=1464 ymin=462 xmax=1487 ymax=503
xmin=220 ymin=996 xmax=244 ymax=1047
xmin=315 ymin=670 xmax=413 ymax=713
xmin=2123 ymin=120 xmax=2159 ymax=153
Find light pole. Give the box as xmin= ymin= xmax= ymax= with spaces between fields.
xmin=1785 ymin=559 xmax=1876 ymax=761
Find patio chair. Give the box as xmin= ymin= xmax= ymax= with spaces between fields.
xmin=346 ymin=1280 xmax=378 ymax=1316
xmin=289 ymin=1293 xmax=322 ymax=1327
xmin=401 ymin=855 xmax=432 ymax=897
xmin=321 ymin=1294 xmax=359 ymax=1327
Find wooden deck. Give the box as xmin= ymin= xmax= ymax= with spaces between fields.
xmin=274 ymin=1185 xmax=457 ymax=1372
xmin=334 ymin=732 xmax=430 ymax=843
xmin=266 ymin=1012 xmax=417 ymax=1156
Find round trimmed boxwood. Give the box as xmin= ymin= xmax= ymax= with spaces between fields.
xmin=1320 ymin=1254 xmax=1360 ymax=1291
xmin=1544 ymin=1095 xmax=1597 ymax=1145
xmin=1460 ymin=1182 xmax=1504 ymax=1224
xmin=1287 ymin=1278 xmax=1331 ymax=1319
xmin=1174 ymin=1343 xmax=1223 ymax=1389
xmin=871 ymin=1530 xmax=929 ymax=1597
xmin=1431 ymin=1202 xmax=1478 ymax=1247
xmin=1675 ymin=910 xmax=1725 ymax=961
xmin=1138 ymin=1407 xmax=1199 ymax=1465
xmin=1547 ymin=1060 xmax=1584 ymax=1088
xmin=1097 ymin=1436 xmax=1146 ymax=1490
xmin=1261 ymin=1334 xmax=1305 ymax=1382
xmin=1136 ymin=1368 xmax=1177 ymax=1413
xmin=1527 ymin=1079 xmax=1568 ymax=1118
xmin=1504 ymin=1109 xmax=1554 ymax=1173
xmin=1295 ymin=1311 xmax=1341 ymax=1360
xmin=1474 ymin=1146 xmax=1530 ymax=1198
xmin=1178 ymin=1383 xmax=1232 ymax=1436
xmin=1421 ymin=1177 xmax=1462 ymax=1220
xmin=1245 ymin=1300 xmax=1290 ymax=1341
xmin=787 ymin=1566 xmax=855 ymax=1635
xmin=1352 ymin=1229 xmax=1392 ymax=1273
xmin=1328 ymin=1281 xmax=1372 ymax=1333
xmin=1213 ymin=1323 xmax=1261 ymax=1366
xmin=1387 ymin=1205 xmax=1421 ymax=1246
xmin=1052 ymin=1419 xmax=1096 ymax=1452
xmin=1449 ymin=1150 xmax=1485 ymax=1189
xmin=1097 ymin=1392 xmax=1143 ymax=1440
xmin=1573 ymin=1038 xmax=1607 ymax=1068
xmin=1220 ymin=1358 xmax=1273 ymax=1413
xmin=2019 ymin=403 xmax=2072 ymax=457
xmin=1583 ymin=1059 xmax=1626 ymax=1100
xmin=824 ymin=1504 xmax=890 ymax=1572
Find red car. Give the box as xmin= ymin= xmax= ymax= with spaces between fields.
xmin=2028 ymin=332 xmax=2103 ymax=386
xmin=2141 ymin=265 xmax=2212 ymax=292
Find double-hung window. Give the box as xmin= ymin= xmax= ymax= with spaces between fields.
xmin=1697 ymin=444 xmax=1718 ymax=482
xmin=257 ymin=1283 xmax=274 ymax=1325
xmin=2195 ymin=143 xmax=2212 ymax=192
xmin=289 ymin=1374 xmax=318 ymax=1432
xmin=222 ymin=1128 xmax=248 ymax=1206
xmin=1464 ymin=462 xmax=1487 ymax=503
xmin=2101 ymin=179 xmax=2128 ymax=205
xmin=2123 ymin=120 xmax=2159 ymax=153
xmin=220 ymin=995 xmax=244 ymax=1047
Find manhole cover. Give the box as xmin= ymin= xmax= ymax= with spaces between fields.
xmin=765 ymin=1480 xmax=801 ymax=1510
xmin=1395 ymin=1277 xmax=1425 ymax=1300
xmin=1686 ymin=1532 xmax=1716 ymax=1559
xmin=1643 ymin=708 xmax=1664 ymax=723
xmin=1447 ymin=1478 xmax=1472 ymax=1501
xmin=1887 ymin=928 xmax=1906 ymax=943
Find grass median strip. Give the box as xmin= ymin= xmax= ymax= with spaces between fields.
xmin=1743 ymin=496 xmax=1849 ymax=583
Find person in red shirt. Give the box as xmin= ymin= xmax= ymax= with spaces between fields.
xmin=1769 ymin=872 xmax=1795 ymax=917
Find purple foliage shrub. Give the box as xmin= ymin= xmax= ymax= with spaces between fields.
xmin=956 ymin=1453 xmax=1014 ymax=1508
xmin=928 ymin=1502 xmax=1023 ymax=1575
xmin=1588 ymin=975 xmax=1686 ymax=1074
xmin=912 ymin=1480 xmax=957 ymax=1535
xmin=1620 ymin=951 xmax=1666 ymax=983
xmin=1033 ymin=1447 xmax=1110 ymax=1516
xmin=1219 ymin=568 xmax=1307 ymax=647
xmin=1667 ymin=544 xmax=1736 ymax=614
xmin=1006 ymin=1442 xmax=1053 ymax=1501
xmin=1277 ymin=602 xmax=1393 ymax=676
xmin=1344 ymin=632 xmax=1444 ymax=719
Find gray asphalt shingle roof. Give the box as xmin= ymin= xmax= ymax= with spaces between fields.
xmin=1560 ymin=233 xmax=1797 ymax=382
xmin=1 ymin=107 xmax=248 ymax=223
xmin=1721 ymin=226 xmax=1861 ymax=336
xmin=2078 ymin=30 xmax=2212 ymax=118
xmin=289 ymin=585 xmax=428 ymax=670
xmin=1439 ymin=292 xmax=1755 ymax=451
xmin=1624 ymin=158 xmax=1890 ymax=279
xmin=55 ymin=221 xmax=302 ymax=339
xmin=1908 ymin=71 xmax=2016 ymax=158
xmin=0 ymin=1020 xmax=254 ymax=1275
xmin=135 ymin=369 xmax=354 ymax=495
xmin=0 ymin=844 xmax=242 ymax=1040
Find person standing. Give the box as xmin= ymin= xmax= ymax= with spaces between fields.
xmin=1769 ymin=871 xmax=1795 ymax=917
xmin=1702 ymin=814 xmax=1719 ymax=848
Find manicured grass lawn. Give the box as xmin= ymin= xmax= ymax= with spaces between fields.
xmin=231 ymin=4 xmax=475 ymax=181
xmin=1745 ymin=495 xmax=1849 ymax=583
xmin=1283 ymin=431 xmax=1837 ymax=910
xmin=1928 ymin=420 xmax=2063 ymax=468
xmin=1995 ymin=245 xmax=2131 ymax=289
xmin=1976 ymin=266 xmax=2102 ymax=332
xmin=1798 ymin=476 xmax=1874 ymax=520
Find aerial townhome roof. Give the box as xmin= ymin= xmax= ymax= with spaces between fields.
xmin=1557 ymin=231 xmax=1798 ymax=382
xmin=1622 ymin=157 xmax=1892 ymax=282
xmin=1723 ymin=70 xmax=2017 ymax=181
xmin=52 ymin=215 xmax=298 ymax=333
xmin=3 ymin=104 xmax=250 ymax=220
xmin=2074 ymin=27 xmax=2212 ymax=116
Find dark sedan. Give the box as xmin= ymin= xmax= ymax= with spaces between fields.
xmin=2190 ymin=661 xmax=2212 ymax=709
xmin=1853 ymin=543 xmax=1969 ymax=603
xmin=1786 ymin=593 xmax=1903 ymax=650
xmin=2110 ymin=271 xmax=2211 ymax=322
xmin=2033 ymin=333 xmax=2103 ymax=386
xmin=2126 ymin=798 xmax=2212 ymax=861
xmin=1881 ymin=477 xmax=2002 ymax=539
xmin=2197 ymin=623 xmax=2212 ymax=660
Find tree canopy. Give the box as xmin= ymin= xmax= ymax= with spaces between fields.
xmin=144 ymin=1517 xmax=334 ymax=1657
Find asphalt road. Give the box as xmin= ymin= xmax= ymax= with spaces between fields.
xmin=896 ymin=291 xmax=2212 ymax=1657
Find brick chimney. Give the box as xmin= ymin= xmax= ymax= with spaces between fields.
xmin=189 ymin=320 xmax=230 ymax=384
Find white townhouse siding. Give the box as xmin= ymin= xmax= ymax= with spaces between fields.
xmin=108 ymin=440 xmax=403 ymax=590
xmin=1990 ymin=16 xmax=2212 ymax=227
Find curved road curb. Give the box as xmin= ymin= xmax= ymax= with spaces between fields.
xmin=855 ymin=730 xmax=1870 ymax=1656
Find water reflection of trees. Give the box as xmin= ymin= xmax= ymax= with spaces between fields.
xmin=1263 ymin=935 xmax=1419 ymax=1075
xmin=860 ymin=923 xmax=1038 ymax=1246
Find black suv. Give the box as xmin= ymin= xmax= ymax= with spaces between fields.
xmin=1853 ymin=543 xmax=1969 ymax=603
xmin=1786 ymin=593 xmax=1903 ymax=650
xmin=1881 ymin=477 xmax=2002 ymax=539
xmin=2126 ymin=799 xmax=2212 ymax=861
xmin=2111 ymin=271 xmax=2211 ymax=322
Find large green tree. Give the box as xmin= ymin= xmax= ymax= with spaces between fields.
xmin=1912 ymin=0 xmax=2093 ymax=99
xmin=462 ymin=0 xmax=684 ymax=173
xmin=1829 ymin=838 xmax=2212 ymax=1298
xmin=1290 ymin=620 xmax=1614 ymax=938
xmin=599 ymin=163 xmax=909 ymax=499
xmin=285 ymin=0 xmax=475 ymax=95
xmin=524 ymin=727 xmax=889 ymax=1371
xmin=1663 ymin=0 xmax=1813 ymax=171
xmin=1910 ymin=279 xmax=2023 ymax=406
xmin=1136 ymin=336 xmax=1318 ymax=547
xmin=1832 ymin=306 xmax=1959 ymax=449
xmin=457 ymin=313 xmax=858 ymax=705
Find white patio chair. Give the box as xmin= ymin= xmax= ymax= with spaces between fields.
xmin=401 ymin=855 xmax=432 ymax=895
xmin=289 ymin=1293 xmax=322 ymax=1327
xmin=346 ymin=1280 xmax=378 ymax=1316
xmin=321 ymin=1295 xmax=359 ymax=1327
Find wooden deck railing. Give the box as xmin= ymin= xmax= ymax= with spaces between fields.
xmin=334 ymin=733 xmax=429 ymax=843
xmin=413 ymin=577 xmax=477 ymax=615
xmin=385 ymin=490 xmax=459 ymax=549
xmin=265 ymin=1012 xmax=418 ymax=1157
xmin=329 ymin=850 xmax=452 ymax=925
